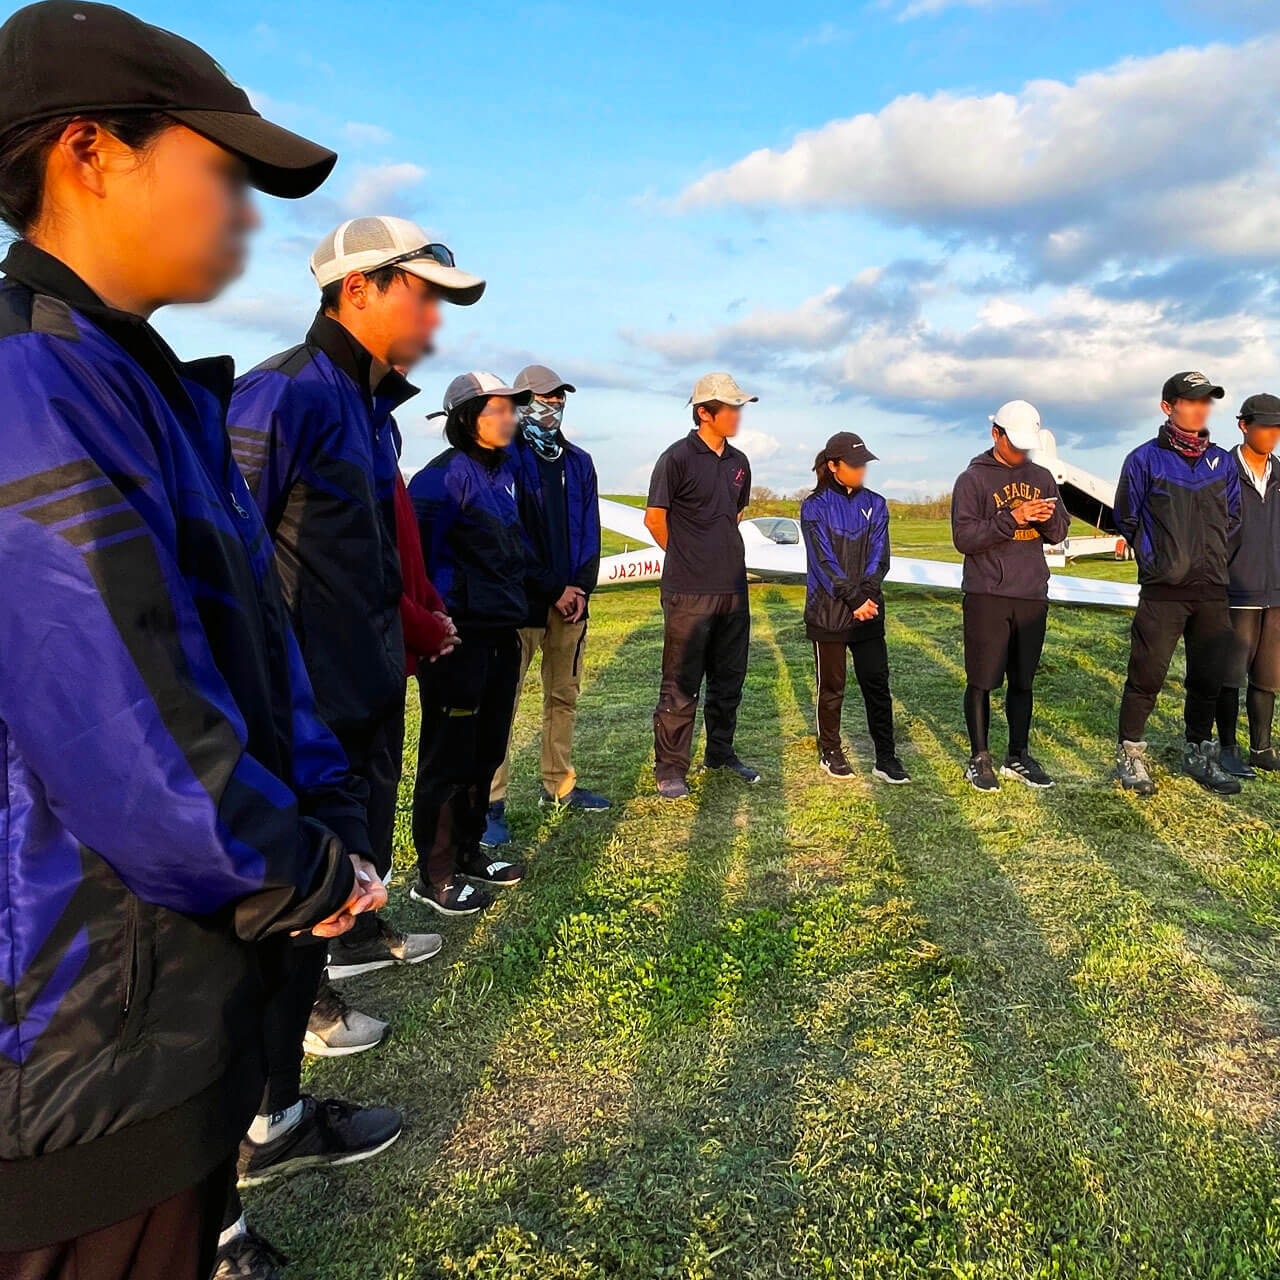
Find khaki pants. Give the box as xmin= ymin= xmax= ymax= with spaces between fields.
xmin=491 ymin=607 xmax=587 ymax=802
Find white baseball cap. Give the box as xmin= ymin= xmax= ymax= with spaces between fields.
xmin=688 ymin=371 xmax=757 ymax=407
xmin=426 ymin=371 xmax=532 ymax=419
xmin=990 ymin=400 xmax=1043 ymax=451
xmin=309 ymin=216 xmax=486 ymax=305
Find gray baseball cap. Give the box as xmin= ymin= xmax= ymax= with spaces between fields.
xmin=514 ymin=364 xmax=576 ymax=396
xmin=688 ymin=371 xmax=757 ymax=407
xmin=427 ymin=371 xmax=533 ymax=418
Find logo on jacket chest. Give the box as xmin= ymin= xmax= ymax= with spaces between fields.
xmin=993 ymin=481 xmax=1044 ymax=543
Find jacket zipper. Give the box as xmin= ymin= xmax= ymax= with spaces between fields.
xmin=121 ymin=896 xmax=139 ymax=1030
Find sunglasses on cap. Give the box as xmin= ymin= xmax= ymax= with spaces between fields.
xmin=381 ymin=242 xmax=456 ymax=270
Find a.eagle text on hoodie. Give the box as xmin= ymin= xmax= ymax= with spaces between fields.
xmin=951 ymin=451 xmax=1070 ymax=599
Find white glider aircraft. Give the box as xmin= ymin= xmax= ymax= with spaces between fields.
xmin=596 ymin=430 xmax=1140 ymax=609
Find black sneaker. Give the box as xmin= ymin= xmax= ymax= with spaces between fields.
xmin=326 ymin=915 xmax=442 ymax=979
xmin=409 ymin=876 xmax=493 ymax=916
xmin=706 ymin=756 xmax=761 ymax=784
xmin=540 ymin=786 xmax=611 ymax=811
xmin=1000 ymin=751 xmax=1054 ymax=789
xmin=212 ymin=1229 xmax=287 ymax=1279
xmin=1182 ymin=740 xmax=1242 ymax=795
xmin=872 ymin=756 xmax=911 ymax=785
xmin=964 ymin=751 xmax=1000 ymax=792
xmin=1251 ymin=746 xmax=1280 ymax=772
xmin=1219 ymin=744 xmax=1257 ymax=780
xmin=236 ymin=1095 xmax=402 ymax=1188
xmin=458 ymin=848 xmax=525 ymax=886
xmin=820 ymin=747 xmax=854 ymax=780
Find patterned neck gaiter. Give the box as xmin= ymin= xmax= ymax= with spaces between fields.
xmin=521 ymin=398 xmax=565 ymax=461
xmin=1164 ymin=416 xmax=1210 ymax=459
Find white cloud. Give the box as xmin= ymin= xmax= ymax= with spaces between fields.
xmin=832 ymin=286 xmax=1277 ymax=435
xmin=893 ymin=0 xmax=1032 ymax=19
xmin=678 ymin=37 xmax=1280 ymax=278
xmin=341 ymin=163 xmax=427 ymax=214
xmin=342 ymin=122 xmax=394 ymax=148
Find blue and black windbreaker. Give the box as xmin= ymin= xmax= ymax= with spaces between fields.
xmin=801 ymin=483 xmax=891 ymax=641
xmin=228 ymin=314 xmax=409 ymax=733
xmin=1114 ymin=424 xmax=1242 ymax=600
xmin=0 ymin=243 xmax=363 ymax=1248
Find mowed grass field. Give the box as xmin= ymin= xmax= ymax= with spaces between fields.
xmin=251 ymin=581 xmax=1280 ymax=1279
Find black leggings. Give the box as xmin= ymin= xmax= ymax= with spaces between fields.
xmin=965 ymin=684 xmax=1034 ymax=758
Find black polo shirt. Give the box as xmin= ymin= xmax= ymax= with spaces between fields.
xmin=647 ymin=430 xmax=752 ymax=595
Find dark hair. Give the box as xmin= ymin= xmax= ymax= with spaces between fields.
xmin=692 ymin=398 xmax=727 ymax=427
xmin=443 ymin=397 xmax=486 ymax=453
xmin=319 ymin=264 xmax=408 ymax=314
xmin=810 ymin=449 xmax=836 ymax=495
xmin=0 ymin=111 xmax=171 ymax=235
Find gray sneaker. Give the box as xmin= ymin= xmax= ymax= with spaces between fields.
xmin=1182 ymin=740 xmax=1242 ymax=795
xmin=326 ymin=916 xmax=443 ymax=979
xmin=303 ymin=983 xmax=389 ymax=1058
xmin=1115 ymin=740 xmax=1155 ymax=795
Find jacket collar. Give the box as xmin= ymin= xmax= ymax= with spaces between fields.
xmin=306 ymin=311 xmax=418 ymax=411
xmin=1234 ymin=443 xmax=1279 ymax=492
xmin=0 ymin=240 xmax=232 ymax=418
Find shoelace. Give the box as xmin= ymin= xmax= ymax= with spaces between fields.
xmin=313 ymin=984 xmax=353 ymax=1025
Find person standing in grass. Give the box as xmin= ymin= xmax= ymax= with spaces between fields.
xmin=408 ymin=373 xmax=536 ymax=915
xmin=645 ymin=373 xmax=761 ymax=800
xmin=951 ymin=400 xmax=1070 ymax=792
xmin=1114 ymin=372 xmax=1241 ymax=796
xmin=1214 ymin=393 xmax=1280 ymax=778
xmin=483 ymin=362 xmax=609 ymax=850
xmin=800 ymin=432 xmax=909 ymax=784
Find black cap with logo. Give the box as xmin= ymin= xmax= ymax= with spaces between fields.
xmin=0 ymin=1 xmax=336 ymax=198
xmin=1239 ymin=394 xmax=1280 ymax=426
xmin=1162 ymin=370 xmax=1225 ymax=405
xmin=822 ymin=431 xmax=877 ymax=467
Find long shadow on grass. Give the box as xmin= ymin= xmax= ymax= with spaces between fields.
xmin=252 ymin=594 xmax=673 ymax=1271
xmin=761 ymin=589 xmax=1280 ymax=1275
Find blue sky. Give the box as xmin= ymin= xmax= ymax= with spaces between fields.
xmin=13 ymin=0 xmax=1278 ymax=497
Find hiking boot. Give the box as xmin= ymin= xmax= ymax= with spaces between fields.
xmin=458 ymin=848 xmax=525 ymax=887
xmin=326 ymin=915 xmax=442 ymax=979
xmin=409 ymin=876 xmax=493 ymax=916
xmin=1115 ymin=740 xmax=1155 ymax=795
xmin=540 ymin=786 xmax=611 ymax=811
xmin=964 ymin=751 xmax=1000 ymax=792
xmin=1219 ymin=744 xmax=1257 ymax=780
xmin=1182 ymin=740 xmax=1242 ymax=795
xmin=657 ymin=776 xmax=691 ymax=800
xmin=820 ymin=747 xmax=854 ymax=779
xmin=1251 ymin=746 xmax=1280 ymax=771
xmin=706 ymin=755 xmax=761 ymax=784
xmin=1000 ymin=751 xmax=1054 ymax=789
xmin=236 ymin=1094 xmax=402 ymax=1188
xmin=481 ymin=801 xmax=510 ymax=848
xmin=212 ymin=1229 xmax=287 ymax=1279
xmin=303 ymin=983 xmax=388 ymax=1058
xmin=872 ymin=756 xmax=911 ymax=785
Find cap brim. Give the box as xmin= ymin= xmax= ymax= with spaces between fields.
xmin=170 ymin=109 xmax=336 ymax=199
xmin=1245 ymin=414 xmax=1280 ymax=426
xmin=688 ymin=395 xmax=758 ymax=406
xmin=399 ymin=260 xmax=487 ymax=306
xmin=1003 ymin=431 xmax=1043 ymax=450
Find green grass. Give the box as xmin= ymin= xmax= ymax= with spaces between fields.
xmin=255 ymin=584 xmax=1280 ymax=1279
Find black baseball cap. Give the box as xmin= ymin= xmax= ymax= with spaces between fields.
xmin=823 ymin=431 xmax=877 ymax=466
xmin=1239 ymin=393 xmax=1280 ymax=426
xmin=0 ymin=2 xmax=337 ymax=198
xmin=1162 ymin=371 xmax=1225 ymax=404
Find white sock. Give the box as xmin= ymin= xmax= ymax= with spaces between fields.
xmin=247 ymin=1099 xmax=303 ymax=1144
xmin=217 ymin=1215 xmax=247 ymax=1249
